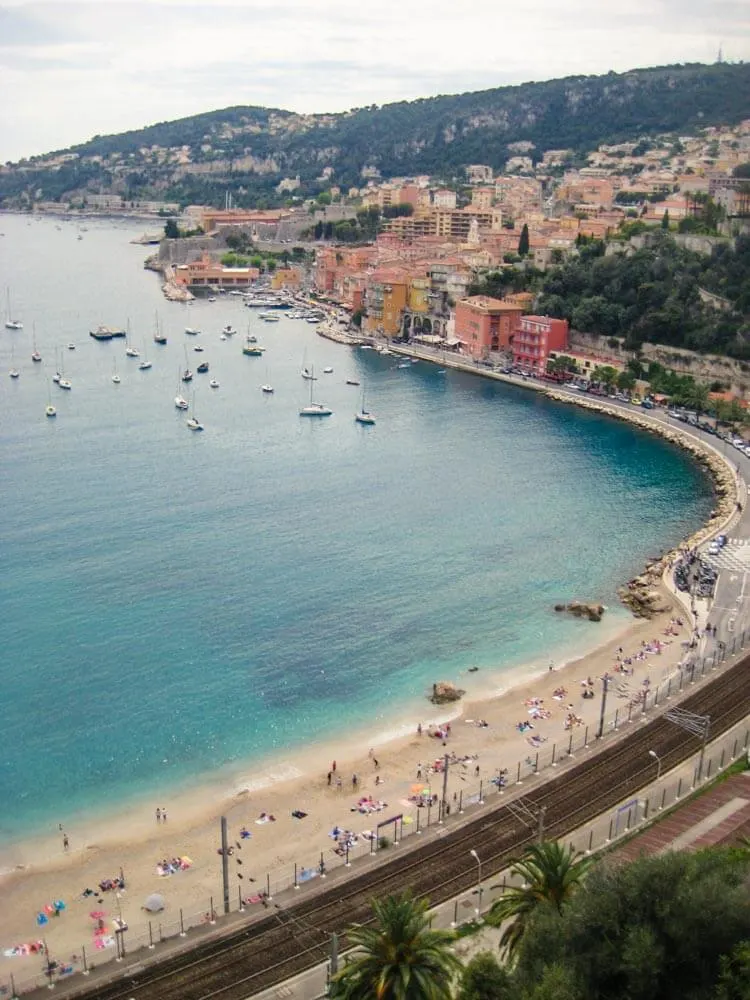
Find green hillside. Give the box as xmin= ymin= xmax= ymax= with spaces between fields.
xmin=2 ymin=62 xmax=749 ymax=208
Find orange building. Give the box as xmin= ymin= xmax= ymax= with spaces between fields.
xmin=454 ymin=296 xmax=523 ymax=358
xmin=271 ymin=267 xmax=302 ymax=290
xmin=365 ymin=268 xmax=409 ymax=336
xmin=174 ymin=254 xmax=260 ymax=288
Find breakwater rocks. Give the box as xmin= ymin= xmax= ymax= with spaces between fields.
xmin=554 ymin=601 xmax=605 ymax=622
xmin=543 ymin=390 xmax=738 ymax=618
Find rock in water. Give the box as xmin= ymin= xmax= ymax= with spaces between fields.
xmin=430 ymin=681 xmax=465 ymax=705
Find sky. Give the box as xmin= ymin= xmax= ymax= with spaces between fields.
xmin=0 ymin=0 xmax=748 ymax=163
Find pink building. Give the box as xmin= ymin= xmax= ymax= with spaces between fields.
xmin=511 ymin=316 xmax=569 ymax=374
xmin=454 ymin=296 xmax=523 ymax=358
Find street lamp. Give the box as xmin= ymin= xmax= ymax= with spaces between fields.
xmin=648 ymin=749 xmax=662 ymax=780
xmin=469 ymin=850 xmax=482 ymax=918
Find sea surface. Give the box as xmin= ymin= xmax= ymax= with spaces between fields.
xmin=0 ymin=213 xmax=713 ymax=845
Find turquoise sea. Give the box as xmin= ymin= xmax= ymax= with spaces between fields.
xmin=0 ymin=214 xmax=713 ymax=846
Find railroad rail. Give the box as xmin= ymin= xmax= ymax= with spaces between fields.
xmin=52 ymin=653 xmax=750 ymax=1000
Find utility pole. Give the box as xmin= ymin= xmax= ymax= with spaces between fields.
xmin=220 ymin=816 xmax=230 ymax=915
xmin=537 ymin=805 xmax=547 ymax=844
xmin=597 ymin=675 xmax=610 ymax=739
xmin=664 ymin=708 xmax=711 ymax=781
xmin=440 ymin=753 xmax=450 ymax=822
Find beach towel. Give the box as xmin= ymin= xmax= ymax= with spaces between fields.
xmin=291 ymin=810 xmax=307 ymax=819
xmin=297 ymin=868 xmax=318 ymax=883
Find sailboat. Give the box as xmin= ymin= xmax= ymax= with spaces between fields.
xmin=4 ymin=289 xmax=22 ymax=330
xmin=45 ymin=378 xmax=56 ymax=417
xmin=139 ymin=339 xmax=152 ymax=370
xmin=8 ymin=340 xmax=19 ymax=378
xmin=187 ymin=393 xmax=204 ymax=431
xmin=52 ymin=348 xmax=62 ymax=384
xmin=299 ymin=367 xmax=332 ymax=417
xmin=355 ymin=390 xmax=376 ymax=425
xmin=58 ymin=353 xmax=72 ymax=390
xmin=174 ymin=367 xmax=189 ymax=409
xmin=125 ymin=321 xmax=140 ymax=358
xmin=112 ymin=358 xmax=121 ymax=384
xmin=31 ymin=323 xmax=42 ymax=362
xmin=243 ymin=330 xmax=265 ymax=356
xmin=153 ymin=314 xmax=167 ymax=345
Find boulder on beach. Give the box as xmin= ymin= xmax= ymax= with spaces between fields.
xmin=429 ymin=681 xmax=465 ymax=705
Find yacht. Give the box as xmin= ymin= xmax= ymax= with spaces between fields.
xmin=243 ymin=336 xmax=265 ymax=356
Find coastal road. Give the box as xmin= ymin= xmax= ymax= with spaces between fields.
xmin=50 ymin=651 xmax=750 ymax=1000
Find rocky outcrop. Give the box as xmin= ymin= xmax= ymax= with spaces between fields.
xmin=554 ymin=601 xmax=605 ymax=622
xmin=430 ymin=681 xmax=465 ymax=705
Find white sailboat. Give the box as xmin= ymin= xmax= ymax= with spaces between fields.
xmin=45 ymin=377 xmax=56 ymax=417
xmin=187 ymin=393 xmax=204 ymax=431
xmin=125 ymin=320 xmax=139 ymax=358
xmin=355 ymin=390 xmax=376 ymax=425
xmin=4 ymin=288 xmax=22 ymax=330
xmin=31 ymin=323 xmax=42 ymax=362
xmin=299 ymin=367 xmax=332 ymax=417
xmin=112 ymin=358 xmax=121 ymax=384
xmin=174 ymin=367 xmax=189 ymax=409
xmin=8 ymin=341 xmax=19 ymax=378
xmin=139 ymin=339 xmax=152 ymax=370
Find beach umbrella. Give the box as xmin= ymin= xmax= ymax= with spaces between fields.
xmin=53 ymin=900 xmax=65 ymax=911
xmin=143 ymin=893 xmax=164 ymax=913
xmin=36 ymin=913 xmax=48 ymax=926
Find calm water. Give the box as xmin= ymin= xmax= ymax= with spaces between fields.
xmin=0 ymin=214 xmax=713 ymax=843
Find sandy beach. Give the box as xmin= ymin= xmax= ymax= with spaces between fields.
xmin=0 ymin=595 xmax=697 ymax=984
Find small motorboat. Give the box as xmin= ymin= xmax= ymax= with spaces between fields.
xmin=209 ymin=379 xmax=220 ymax=389
xmin=220 ymin=334 xmax=227 ymax=341
xmin=323 ymin=367 xmax=334 ymax=374
xmin=126 ymin=346 xmax=140 ymax=358
xmin=112 ymin=374 xmax=121 ymax=384
xmin=67 ymin=343 xmax=76 ymax=351
xmin=185 ymin=327 xmax=201 ymax=336
xmin=222 ymin=325 xmax=236 ymax=336
xmin=194 ymin=345 xmax=204 ymax=352
xmin=301 ymin=367 xmax=317 ymax=380
xmin=31 ymin=351 xmax=42 ymax=363
xmin=139 ymin=360 xmax=153 ymax=370
xmin=208 ymin=296 xmax=217 ymax=303
xmin=346 ymin=379 xmax=360 ymax=386
xmin=45 ymin=404 xmax=57 ymax=418
xmin=397 ymin=362 xmax=411 ymax=369
xmin=197 ymin=361 xmax=209 ymax=373
xmin=9 ymin=368 xmax=19 ymax=379
xmin=261 ymin=384 xmax=274 ymax=394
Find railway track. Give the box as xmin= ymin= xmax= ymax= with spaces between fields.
xmin=62 ymin=654 xmax=750 ymax=1000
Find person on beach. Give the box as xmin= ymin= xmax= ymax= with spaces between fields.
xmin=332 ymin=760 xmax=337 ymax=772
xmin=63 ymin=833 xmax=69 ymax=851
xmin=156 ymin=808 xmax=161 ymax=823
xmin=327 ymin=771 xmax=332 ymax=786
xmin=162 ymin=808 xmax=167 ymax=822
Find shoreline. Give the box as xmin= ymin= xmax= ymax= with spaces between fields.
xmin=0 ymin=300 xmax=738 ymax=983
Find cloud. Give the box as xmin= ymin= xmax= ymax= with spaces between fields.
xmin=0 ymin=0 xmax=747 ymax=161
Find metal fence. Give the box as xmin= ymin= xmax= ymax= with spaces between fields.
xmin=3 ymin=631 xmax=747 ymax=998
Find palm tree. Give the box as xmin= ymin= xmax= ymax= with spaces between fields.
xmin=330 ymin=892 xmax=462 ymax=1000
xmin=487 ymin=841 xmax=593 ymax=963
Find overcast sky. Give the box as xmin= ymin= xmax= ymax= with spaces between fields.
xmin=1 ymin=0 xmax=748 ymax=163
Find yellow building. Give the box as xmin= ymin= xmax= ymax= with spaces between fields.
xmin=271 ymin=267 xmax=301 ymax=290
xmin=407 ymin=277 xmax=430 ymax=313
xmin=365 ymin=269 xmax=409 ymax=336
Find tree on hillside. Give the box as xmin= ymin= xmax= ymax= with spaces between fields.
xmin=518 ymin=224 xmax=530 ymax=257
xmin=662 ymin=209 xmax=670 ymax=230
xmin=488 ymin=842 xmax=593 ymax=963
xmin=512 ymin=849 xmax=750 ymax=1000
xmin=330 ymin=892 xmax=461 ymax=1000
xmin=164 ymin=218 xmax=180 ymax=239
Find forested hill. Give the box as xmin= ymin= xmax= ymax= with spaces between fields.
xmin=2 ymin=62 xmax=750 ymax=208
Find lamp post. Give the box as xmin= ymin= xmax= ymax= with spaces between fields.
xmin=469 ymin=849 xmax=482 ymax=918
xmin=597 ymin=674 xmax=610 ymax=739
xmin=648 ymin=749 xmax=662 ymax=780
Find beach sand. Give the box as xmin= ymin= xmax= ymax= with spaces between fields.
xmin=0 ymin=595 xmax=696 ymax=983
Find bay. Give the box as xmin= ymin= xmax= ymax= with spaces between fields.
xmin=0 ymin=214 xmax=713 ymax=843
